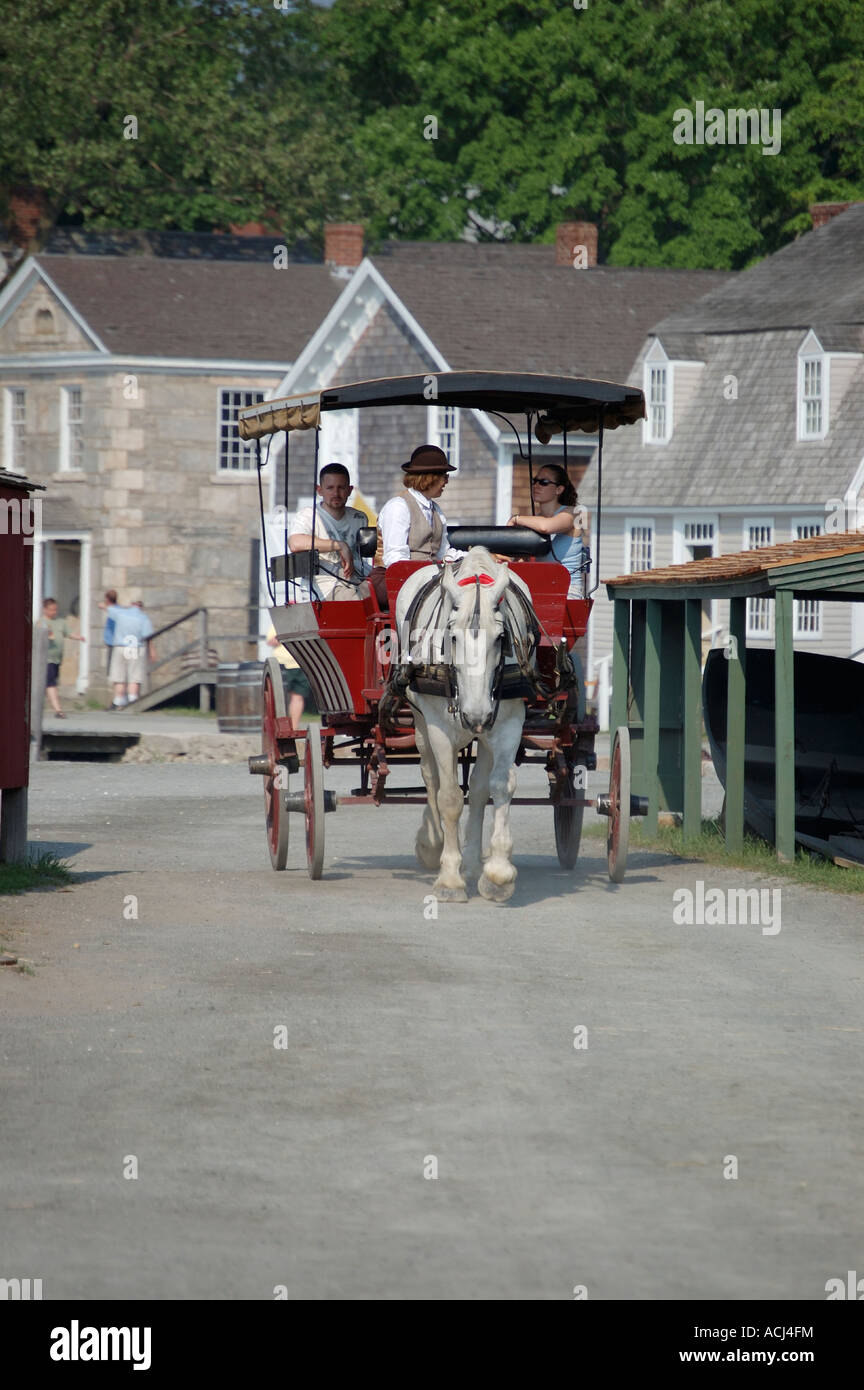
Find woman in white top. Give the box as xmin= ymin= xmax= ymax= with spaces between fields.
xmin=377 ymin=445 xmax=462 ymax=566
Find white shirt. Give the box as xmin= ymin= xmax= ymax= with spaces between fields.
xmin=290 ymin=504 xmax=371 ymax=599
xmin=378 ymin=489 xmax=461 ymax=567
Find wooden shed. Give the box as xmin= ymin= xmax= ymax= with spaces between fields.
xmin=605 ymin=532 xmax=864 ymax=862
xmin=0 ymin=469 xmax=44 ymax=862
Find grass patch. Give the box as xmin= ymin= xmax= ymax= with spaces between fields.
xmin=585 ymin=818 xmax=864 ymax=894
xmin=0 ymin=852 xmax=74 ymax=896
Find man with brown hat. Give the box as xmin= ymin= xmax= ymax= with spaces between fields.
xmin=378 ymin=445 xmax=462 ymax=567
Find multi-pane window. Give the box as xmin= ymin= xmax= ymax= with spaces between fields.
xmin=220 ymin=390 xmax=265 ymax=471
xmin=745 ymin=522 xmax=773 ymax=637
xmin=628 ymin=523 xmax=653 ymax=572
xmin=60 ymin=386 xmax=84 ymax=470
xmin=434 ymin=404 xmax=459 ymax=469
xmin=648 ymin=365 xmax=668 ymax=441
xmin=4 ymin=388 xmax=27 ymax=472
xmin=793 ymin=522 xmax=822 ymax=637
xmin=800 ymin=356 xmax=824 ymax=438
xmin=683 ymin=520 xmax=715 ymax=546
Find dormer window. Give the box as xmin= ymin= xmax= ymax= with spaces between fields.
xmin=643 ymin=341 xmax=672 ymax=443
xmin=797 ymin=332 xmax=827 ymax=441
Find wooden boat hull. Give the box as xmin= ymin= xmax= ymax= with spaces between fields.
xmin=702 ymin=648 xmax=864 ymax=860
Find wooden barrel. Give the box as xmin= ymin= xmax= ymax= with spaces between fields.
xmin=217 ymin=661 xmax=263 ymax=734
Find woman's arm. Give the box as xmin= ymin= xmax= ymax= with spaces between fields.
xmin=380 ymin=497 xmax=411 ymax=566
xmin=507 ymin=509 xmax=580 ymax=536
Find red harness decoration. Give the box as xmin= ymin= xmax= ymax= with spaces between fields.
xmin=457 ymin=573 xmax=495 ymax=586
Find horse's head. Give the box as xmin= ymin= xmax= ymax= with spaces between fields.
xmin=441 ymin=557 xmax=510 ymax=733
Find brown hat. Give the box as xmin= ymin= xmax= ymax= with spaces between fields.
xmin=401 ymin=444 xmax=456 ymax=475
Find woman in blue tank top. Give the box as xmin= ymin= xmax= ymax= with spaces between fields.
xmin=507 ymin=464 xmax=586 ymax=596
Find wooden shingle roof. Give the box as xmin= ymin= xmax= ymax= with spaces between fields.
xmin=653 ymin=204 xmax=864 ymax=341
xmin=606 ymin=531 xmax=864 ymax=595
xmin=372 ymin=242 xmax=732 ymax=382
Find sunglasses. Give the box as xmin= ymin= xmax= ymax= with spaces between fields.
xmin=532 ymin=477 xmax=557 ymax=487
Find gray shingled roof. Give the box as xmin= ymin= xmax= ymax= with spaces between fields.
xmin=371 ymin=242 xmax=732 ymax=382
xmin=654 ymin=204 xmax=864 ymax=342
xmin=33 ymin=254 xmax=343 ymax=361
xmin=582 ymin=327 xmax=864 ymax=510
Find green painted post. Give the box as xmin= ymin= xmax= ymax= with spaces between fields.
xmin=683 ymin=599 xmax=702 ymax=842
xmin=725 ymin=598 xmax=747 ymax=853
xmin=774 ymin=588 xmax=795 ymax=862
xmin=643 ymin=599 xmax=662 ymax=834
xmin=611 ymin=598 xmax=629 ymax=737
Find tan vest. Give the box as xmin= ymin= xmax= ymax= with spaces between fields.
xmin=404 ymin=490 xmax=443 ymax=561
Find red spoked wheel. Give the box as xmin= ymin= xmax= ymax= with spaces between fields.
xmin=304 ymin=727 xmax=325 ymax=880
xmin=607 ymin=726 xmax=631 ymax=882
xmin=263 ymin=657 xmax=290 ymax=871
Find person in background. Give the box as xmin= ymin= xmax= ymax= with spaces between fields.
xmin=37 ymin=597 xmax=85 ymax=719
xmin=265 ymin=624 xmax=311 ymax=728
xmin=106 ymin=600 xmax=155 ymax=707
xmin=98 ymin=590 xmax=118 ymax=674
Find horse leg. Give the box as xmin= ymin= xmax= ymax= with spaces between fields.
xmin=426 ymin=724 xmax=467 ymax=902
xmin=412 ymin=715 xmax=443 ymax=870
xmin=477 ymin=710 xmax=523 ymax=904
xmin=462 ymin=738 xmax=491 ymax=883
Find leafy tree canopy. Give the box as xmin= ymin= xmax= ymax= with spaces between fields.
xmin=1 ymin=0 xmax=862 ymax=266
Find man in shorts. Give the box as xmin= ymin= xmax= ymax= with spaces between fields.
xmin=37 ymin=597 xmax=86 ymax=719
xmin=265 ymin=624 xmax=312 ymax=727
xmin=106 ymin=600 xmax=155 ymax=707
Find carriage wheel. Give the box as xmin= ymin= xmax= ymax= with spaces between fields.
xmin=304 ymin=727 xmax=326 ymax=880
xmin=262 ymin=658 xmax=289 ymax=871
xmin=607 ymin=726 xmax=631 ymax=883
xmin=554 ymin=765 xmax=586 ymax=870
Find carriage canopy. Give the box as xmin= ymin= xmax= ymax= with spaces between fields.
xmin=237 ymin=371 xmax=646 ymax=443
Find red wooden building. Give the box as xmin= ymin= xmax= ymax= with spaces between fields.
xmin=0 ymin=469 xmax=44 ymax=861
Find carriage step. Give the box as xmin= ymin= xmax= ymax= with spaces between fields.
xmin=596 ymin=793 xmax=649 ymax=818
xmin=283 ymin=791 xmax=338 ymax=814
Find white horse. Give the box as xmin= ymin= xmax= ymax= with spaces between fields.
xmin=393 ymin=547 xmax=535 ymax=903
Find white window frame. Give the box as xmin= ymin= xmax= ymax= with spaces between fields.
xmin=59 ymin=385 xmax=84 ymax=471
xmin=791 ymin=518 xmax=823 ymax=639
xmin=797 ymin=332 xmax=828 ymax=441
xmin=625 ymin=518 xmax=654 ymax=573
xmin=3 ymin=386 xmax=27 ymax=473
xmin=643 ymin=341 xmax=672 ymax=444
xmin=743 ymin=518 xmax=774 ymax=639
xmin=218 ymin=388 xmax=266 ymax=472
xmin=427 ymin=402 xmax=460 ymax=470
xmin=672 ymin=514 xmax=718 ymax=564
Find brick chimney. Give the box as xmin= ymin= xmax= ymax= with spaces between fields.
xmin=555 ymin=221 xmax=598 ymax=267
xmin=324 ymin=222 xmax=364 ymax=269
xmin=810 ymin=202 xmax=852 ymax=230
xmin=7 ymin=187 xmax=46 ymax=250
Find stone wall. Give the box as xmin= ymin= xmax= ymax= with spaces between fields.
xmin=1 ymin=289 xmax=282 ymax=687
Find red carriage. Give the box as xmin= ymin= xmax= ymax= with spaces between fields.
xmin=240 ymin=372 xmax=647 ymax=886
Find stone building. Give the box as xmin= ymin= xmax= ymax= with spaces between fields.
xmin=0 ymin=230 xmax=345 ymax=694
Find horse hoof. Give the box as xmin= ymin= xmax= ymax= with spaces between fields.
xmin=434 ymin=884 xmax=468 ymax=903
xmin=478 ymin=873 xmax=515 ymax=903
